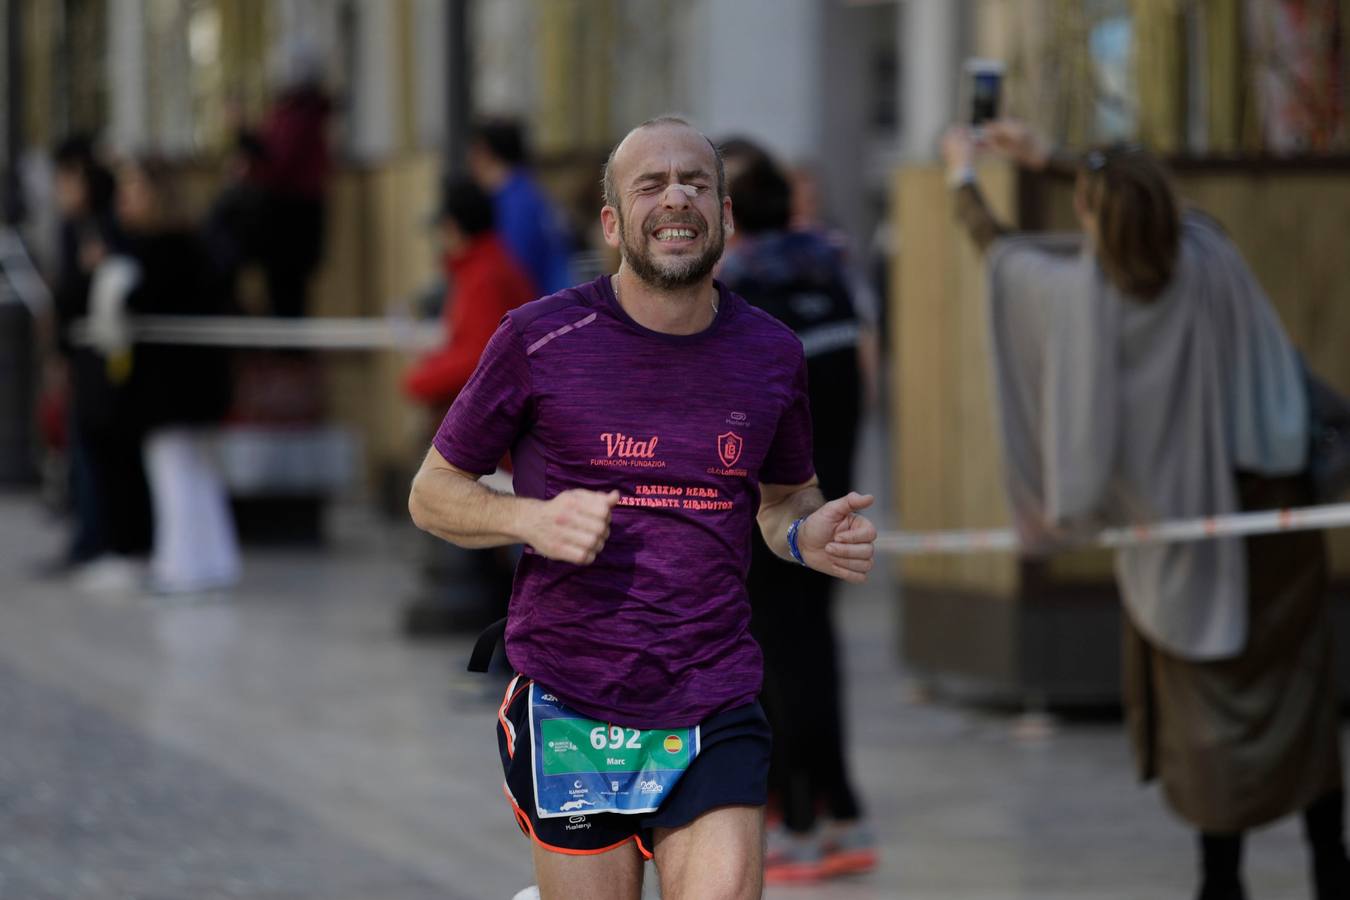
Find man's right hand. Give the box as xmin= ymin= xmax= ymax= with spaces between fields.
xmin=520 ymin=489 xmax=620 ymax=565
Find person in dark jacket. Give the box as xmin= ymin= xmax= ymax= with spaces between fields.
xmin=719 ymin=148 xmax=876 ymax=884
xmin=47 ymin=137 xmax=152 ymax=583
xmin=115 ymin=157 xmax=239 ymax=593
xmin=203 ymin=131 xmax=269 ymax=308
xmin=256 ymin=73 xmax=332 ymax=318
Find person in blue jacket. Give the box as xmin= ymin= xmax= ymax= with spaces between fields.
xmin=466 ymin=117 xmax=573 ymax=297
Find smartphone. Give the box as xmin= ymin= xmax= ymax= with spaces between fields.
xmin=964 ymin=59 xmax=1004 ymax=127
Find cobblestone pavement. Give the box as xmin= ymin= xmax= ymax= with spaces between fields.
xmin=0 ymin=487 xmax=1332 ymax=899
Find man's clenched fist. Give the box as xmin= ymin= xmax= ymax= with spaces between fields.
xmin=521 ymin=489 xmax=620 ymax=565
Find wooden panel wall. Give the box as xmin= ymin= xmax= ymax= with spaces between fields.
xmin=364 ymin=154 xmax=441 ymax=477
xmin=893 ymin=164 xmax=1019 ymax=597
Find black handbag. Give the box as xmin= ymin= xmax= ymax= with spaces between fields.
xmin=1303 ymin=361 xmax=1350 ymax=502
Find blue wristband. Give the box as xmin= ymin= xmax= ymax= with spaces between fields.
xmin=786 ymin=516 xmax=807 ymax=566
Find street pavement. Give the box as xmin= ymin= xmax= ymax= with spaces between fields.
xmin=0 ymin=479 xmax=1332 ymax=899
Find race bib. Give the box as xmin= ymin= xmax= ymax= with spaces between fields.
xmin=529 ymin=683 xmax=700 ymax=818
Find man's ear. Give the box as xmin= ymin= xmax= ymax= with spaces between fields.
xmin=723 ymin=196 xmax=735 ymax=236
xmin=601 ymin=205 xmax=622 ymax=249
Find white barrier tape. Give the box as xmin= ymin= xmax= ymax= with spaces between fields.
xmin=69 ymin=315 xmax=443 ymax=350
xmin=875 ymin=501 xmax=1350 ymax=556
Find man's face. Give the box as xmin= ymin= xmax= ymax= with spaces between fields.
xmin=602 ymin=125 xmax=732 ymax=291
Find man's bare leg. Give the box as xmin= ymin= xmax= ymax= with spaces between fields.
xmin=653 ymin=805 xmax=764 ymax=900
xmin=532 ymin=840 xmax=645 ymax=900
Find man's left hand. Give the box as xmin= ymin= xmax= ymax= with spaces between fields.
xmin=798 ymin=492 xmax=877 ymax=584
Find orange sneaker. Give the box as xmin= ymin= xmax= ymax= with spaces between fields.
xmin=820 ymin=819 xmax=879 ymax=877
xmin=764 ymin=825 xmax=829 ymax=883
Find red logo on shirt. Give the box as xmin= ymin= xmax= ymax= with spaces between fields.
xmin=717 ymin=432 xmax=744 ymax=467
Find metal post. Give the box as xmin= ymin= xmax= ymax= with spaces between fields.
xmin=3 ymin=0 xmax=26 ymax=225
xmin=444 ymin=0 xmax=471 ymax=174
xmin=900 ymin=0 xmax=968 ymax=162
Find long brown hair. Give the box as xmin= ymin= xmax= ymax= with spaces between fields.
xmin=1076 ymin=146 xmax=1180 ymax=299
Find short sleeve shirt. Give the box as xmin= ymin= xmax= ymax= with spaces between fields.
xmin=434 ymin=276 xmax=814 ymax=727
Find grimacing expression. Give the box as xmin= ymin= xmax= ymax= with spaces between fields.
xmin=612 ymin=128 xmax=727 ymax=290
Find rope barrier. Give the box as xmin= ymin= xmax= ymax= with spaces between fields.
xmin=875 ymin=501 xmax=1350 ymax=555
xmin=69 ymin=315 xmax=443 ymax=350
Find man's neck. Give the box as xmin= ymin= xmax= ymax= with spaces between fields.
xmin=612 ymin=268 xmax=718 ymax=336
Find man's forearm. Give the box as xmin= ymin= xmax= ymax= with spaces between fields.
xmin=757 ymin=483 xmax=826 ymax=562
xmin=409 ymin=462 xmax=539 ymax=549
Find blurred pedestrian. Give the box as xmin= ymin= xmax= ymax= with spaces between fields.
xmin=943 ymin=120 xmax=1349 ymax=900
xmin=42 ymin=136 xmax=123 ymax=572
xmin=202 ymin=130 xmax=269 ymax=309
xmin=409 ymin=116 xmax=877 ymax=900
xmin=717 ymin=137 xmax=773 ymax=183
xmin=718 ymin=138 xmax=881 ymax=408
xmin=256 ymin=43 xmax=332 ymax=318
xmin=116 ymin=157 xmax=238 ymax=594
xmin=402 ymin=177 xmax=536 ymax=409
xmin=720 ymin=147 xmax=877 ymax=883
xmin=466 ymin=117 xmax=572 ymax=296
xmin=400 ymin=177 xmax=535 ymax=636
xmin=783 ymin=161 xmax=882 ymax=408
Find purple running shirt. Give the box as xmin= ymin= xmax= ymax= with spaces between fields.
xmin=433 ymin=275 xmax=814 ymax=728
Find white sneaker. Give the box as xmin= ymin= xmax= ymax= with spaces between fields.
xmin=510 ymin=888 xmax=541 ymax=900
xmin=74 ymin=556 xmax=144 ymax=595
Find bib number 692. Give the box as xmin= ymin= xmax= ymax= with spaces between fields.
xmin=589 ymin=725 xmax=642 ymax=750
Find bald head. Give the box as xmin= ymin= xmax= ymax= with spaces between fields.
xmin=599 ymin=116 xmax=732 ymax=292
xmin=602 ymin=116 xmax=726 ymax=210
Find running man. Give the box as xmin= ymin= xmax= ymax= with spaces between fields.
xmin=409 ymin=116 xmax=877 ymax=900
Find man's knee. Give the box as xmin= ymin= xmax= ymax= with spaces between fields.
xmin=683 ymin=870 xmax=761 ymax=900
xmin=654 ymin=806 xmax=764 ymax=900
xmin=533 ymin=841 xmax=645 ymax=900
xmin=657 ymin=857 xmax=761 ymax=900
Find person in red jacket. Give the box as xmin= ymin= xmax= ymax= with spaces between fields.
xmin=403 ymin=177 xmax=537 ymax=409
xmin=401 ymin=177 xmax=536 ymax=638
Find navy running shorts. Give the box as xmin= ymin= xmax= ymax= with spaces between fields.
xmin=496 ymin=674 xmax=772 ymax=857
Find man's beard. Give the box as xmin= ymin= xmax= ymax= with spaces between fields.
xmin=618 ymin=208 xmax=725 ymax=290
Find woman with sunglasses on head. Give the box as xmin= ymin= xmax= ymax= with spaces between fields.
xmin=941 ymin=121 xmax=1348 ymax=900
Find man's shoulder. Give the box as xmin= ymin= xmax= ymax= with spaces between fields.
xmin=507 ymin=279 xmax=604 ymax=335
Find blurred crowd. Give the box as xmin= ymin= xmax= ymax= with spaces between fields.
xmin=27 ymin=49 xmax=641 ymax=596
xmin=32 ymin=61 xmax=341 ymax=597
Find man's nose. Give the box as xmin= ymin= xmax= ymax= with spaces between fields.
xmin=660 ymin=183 xmax=694 ymax=208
